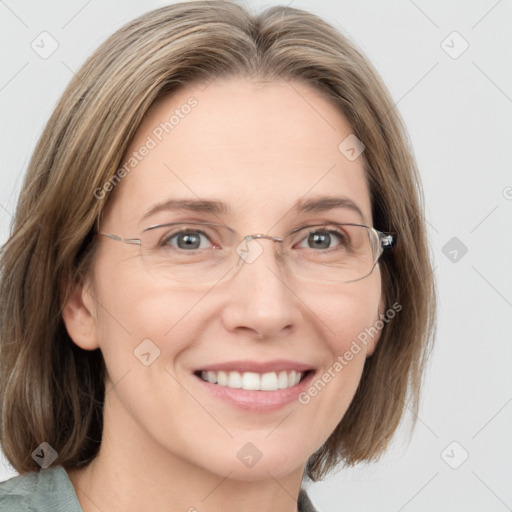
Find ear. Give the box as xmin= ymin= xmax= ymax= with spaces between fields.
xmin=61 ymin=278 xmax=100 ymax=351
xmin=365 ymin=294 xmax=387 ymax=357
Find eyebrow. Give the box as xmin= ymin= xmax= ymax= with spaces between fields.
xmin=295 ymin=196 xmax=366 ymax=223
xmin=141 ymin=199 xmax=228 ymax=222
xmin=141 ymin=195 xmax=366 ymax=224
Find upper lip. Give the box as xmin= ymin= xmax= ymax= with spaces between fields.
xmin=194 ymin=359 xmax=315 ymax=374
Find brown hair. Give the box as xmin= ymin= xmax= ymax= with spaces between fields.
xmin=0 ymin=1 xmax=435 ymax=481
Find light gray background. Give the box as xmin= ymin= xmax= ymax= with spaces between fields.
xmin=1 ymin=1 xmax=511 ymax=511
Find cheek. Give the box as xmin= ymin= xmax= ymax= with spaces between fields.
xmin=316 ymin=270 xmax=382 ymax=354
xmin=298 ymin=273 xmax=382 ymax=439
xmin=91 ymin=269 xmax=212 ymax=416
xmin=96 ymin=279 xmax=203 ymax=359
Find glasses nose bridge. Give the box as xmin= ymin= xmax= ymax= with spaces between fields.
xmin=242 ymin=233 xmax=285 ymax=258
xmin=243 ymin=233 xmax=283 ymax=244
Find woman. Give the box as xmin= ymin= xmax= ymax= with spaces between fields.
xmin=0 ymin=2 xmax=436 ymax=511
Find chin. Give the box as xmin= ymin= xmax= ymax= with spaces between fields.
xmin=199 ymin=446 xmax=307 ymax=482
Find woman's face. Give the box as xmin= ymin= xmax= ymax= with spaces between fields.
xmin=66 ymin=77 xmax=384 ymax=481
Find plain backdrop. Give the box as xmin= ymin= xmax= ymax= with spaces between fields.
xmin=1 ymin=1 xmax=511 ymax=511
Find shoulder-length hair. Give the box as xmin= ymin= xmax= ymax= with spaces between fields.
xmin=0 ymin=0 xmax=435 ymax=480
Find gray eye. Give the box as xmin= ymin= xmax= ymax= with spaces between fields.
xmin=307 ymin=232 xmax=331 ymax=249
xmin=164 ymin=230 xmax=211 ymax=250
xmin=299 ymin=229 xmax=346 ymax=250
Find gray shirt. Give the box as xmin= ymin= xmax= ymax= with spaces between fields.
xmin=0 ymin=466 xmax=320 ymax=511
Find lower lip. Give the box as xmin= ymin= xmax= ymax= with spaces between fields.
xmin=193 ymin=371 xmax=316 ymax=412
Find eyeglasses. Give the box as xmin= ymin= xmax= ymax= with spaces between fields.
xmin=99 ymin=222 xmax=395 ymax=285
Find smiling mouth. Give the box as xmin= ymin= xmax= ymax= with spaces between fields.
xmin=194 ymin=369 xmax=313 ymax=391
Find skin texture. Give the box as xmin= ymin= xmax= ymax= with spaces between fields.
xmin=63 ymin=78 xmax=384 ymax=512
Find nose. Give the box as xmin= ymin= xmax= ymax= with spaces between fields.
xmin=219 ymin=237 xmax=301 ymax=339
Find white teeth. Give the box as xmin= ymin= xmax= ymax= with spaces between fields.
xmin=199 ymin=370 xmax=304 ymax=391
xmin=242 ymin=372 xmax=260 ymax=390
xmin=278 ymin=370 xmax=289 ymax=389
xmin=218 ymin=371 xmax=228 ymax=386
xmin=227 ymin=371 xmax=242 ymax=389
xmin=260 ymin=372 xmax=278 ymax=391
xmin=201 ymin=371 xmax=218 ymax=384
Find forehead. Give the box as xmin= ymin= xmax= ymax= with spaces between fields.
xmin=105 ymin=78 xmax=372 ymax=230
